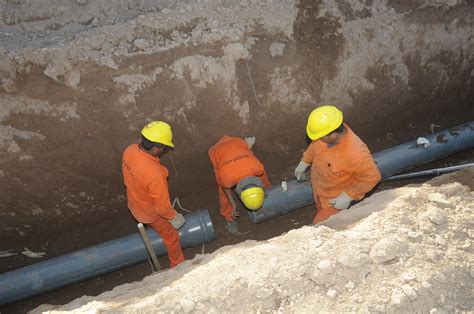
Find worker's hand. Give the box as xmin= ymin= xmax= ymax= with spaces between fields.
xmin=294 ymin=160 xmax=310 ymax=182
xmin=170 ymin=213 xmax=186 ymax=229
xmin=231 ymin=206 xmax=241 ymax=220
xmin=244 ymin=136 xmax=256 ymax=149
xmin=329 ymin=192 xmax=353 ymax=210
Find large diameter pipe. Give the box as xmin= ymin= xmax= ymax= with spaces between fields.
xmin=374 ymin=122 xmax=474 ymax=178
xmin=248 ymin=121 xmax=474 ymax=223
xmin=0 ymin=209 xmax=215 ymax=306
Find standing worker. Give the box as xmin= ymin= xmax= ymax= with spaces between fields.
xmin=209 ymin=135 xmax=271 ymax=234
xmin=294 ymin=105 xmax=381 ymax=224
xmin=122 ymin=121 xmax=186 ymax=267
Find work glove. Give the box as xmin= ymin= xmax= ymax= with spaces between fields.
xmin=329 ymin=192 xmax=353 ymax=210
xmin=294 ymin=160 xmax=310 ymax=182
xmin=244 ymin=136 xmax=256 ymax=149
xmin=231 ymin=206 xmax=241 ymax=220
xmin=170 ymin=213 xmax=186 ymax=229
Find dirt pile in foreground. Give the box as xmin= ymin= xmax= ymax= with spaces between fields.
xmin=33 ymin=171 xmax=474 ymax=313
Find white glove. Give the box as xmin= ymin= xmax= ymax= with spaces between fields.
xmin=170 ymin=213 xmax=185 ymax=229
xmin=244 ymin=136 xmax=256 ymax=149
xmin=329 ymin=192 xmax=353 ymax=210
xmin=294 ymin=160 xmax=310 ymax=182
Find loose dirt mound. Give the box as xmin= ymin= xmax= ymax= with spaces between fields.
xmin=33 ymin=171 xmax=474 ymax=313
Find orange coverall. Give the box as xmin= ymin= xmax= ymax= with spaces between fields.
xmin=302 ymin=124 xmax=381 ymax=224
xmin=208 ymin=135 xmax=271 ymax=222
xmin=122 ymin=144 xmax=184 ymax=267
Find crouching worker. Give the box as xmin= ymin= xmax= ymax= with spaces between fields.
xmin=208 ymin=135 xmax=271 ymax=234
xmin=122 ymin=121 xmax=185 ymax=267
xmin=294 ymin=106 xmax=381 ymax=224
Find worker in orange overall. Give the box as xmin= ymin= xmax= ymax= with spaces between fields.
xmin=208 ymin=135 xmax=271 ymax=234
xmin=122 ymin=121 xmax=185 ymax=267
xmin=294 ymin=106 xmax=381 ymax=224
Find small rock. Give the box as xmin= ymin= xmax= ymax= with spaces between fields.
xmin=344 ymin=281 xmax=355 ymax=290
xmin=407 ymin=231 xmax=423 ymax=241
xmin=317 ymin=260 xmax=332 ymax=273
xmin=426 ymin=205 xmax=447 ymax=225
xmin=19 ymin=155 xmax=33 ymax=161
xmin=179 ymin=298 xmax=195 ymax=313
xmin=370 ymin=237 xmax=400 ymax=264
xmin=401 ymin=273 xmax=417 ymax=283
xmin=401 ymin=285 xmax=417 ymax=301
xmin=435 ymin=235 xmax=446 ymax=246
xmin=326 ymin=289 xmax=337 ymax=298
xmin=467 ymin=229 xmax=474 ymax=239
xmin=269 ymin=42 xmax=286 ymax=57
xmin=76 ymin=0 xmax=87 ymax=4
xmin=133 ymin=38 xmax=151 ymax=50
xmin=256 ymin=287 xmax=273 ymax=299
xmin=7 ymin=142 xmax=21 ymax=154
xmin=428 ymin=193 xmax=452 ymax=207
xmin=64 ymin=69 xmax=81 ymax=89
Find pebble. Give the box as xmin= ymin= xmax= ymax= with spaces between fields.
xmin=435 ymin=235 xmax=446 ymax=246
xmin=401 ymin=284 xmax=417 ymax=301
xmin=326 ymin=289 xmax=337 ymax=298
xmin=179 ymin=298 xmax=195 ymax=313
xmin=369 ymin=237 xmax=399 ymax=264
xmin=401 ymin=273 xmax=417 ymax=283
xmin=344 ymin=281 xmax=355 ymax=290
xmin=425 ymin=205 xmax=447 ymax=225
xmin=428 ymin=193 xmax=451 ymax=207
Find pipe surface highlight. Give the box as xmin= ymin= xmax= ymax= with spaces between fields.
xmin=248 ymin=121 xmax=474 ymax=223
xmin=0 ymin=209 xmax=215 ymax=306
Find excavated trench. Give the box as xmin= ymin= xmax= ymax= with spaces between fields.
xmin=0 ymin=0 xmax=473 ymax=312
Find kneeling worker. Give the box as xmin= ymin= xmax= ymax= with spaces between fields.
xmin=294 ymin=105 xmax=381 ymax=224
xmin=122 ymin=121 xmax=186 ymax=267
xmin=208 ymin=135 xmax=271 ymax=234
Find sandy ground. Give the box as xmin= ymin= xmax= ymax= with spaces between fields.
xmin=32 ymin=169 xmax=474 ymax=313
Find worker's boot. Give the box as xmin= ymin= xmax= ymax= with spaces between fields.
xmin=226 ymin=220 xmax=238 ymax=235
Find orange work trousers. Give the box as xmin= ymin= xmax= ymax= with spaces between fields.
xmin=149 ymin=216 xmax=184 ymax=267
xmin=313 ymin=195 xmax=340 ymax=224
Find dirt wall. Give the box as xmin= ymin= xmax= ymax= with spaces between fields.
xmin=0 ymin=0 xmax=473 ymax=272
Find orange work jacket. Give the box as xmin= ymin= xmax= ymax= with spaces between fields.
xmin=208 ymin=135 xmax=270 ymax=188
xmin=122 ymin=144 xmax=177 ymax=223
xmin=302 ymin=124 xmax=381 ymax=200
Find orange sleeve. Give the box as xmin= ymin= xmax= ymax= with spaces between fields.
xmin=346 ymin=152 xmax=381 ymax=200
xmin=302 ymin=142 xmax=314 ymax=164
xmin=147 ymin=174 xmax=177 ymax=221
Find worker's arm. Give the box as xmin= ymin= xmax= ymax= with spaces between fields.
xmin=223 ymin=187 xmax=239 ymax=218
xmin=302 ymin=142 xmax=315 ymax=164
xmin=346 ymin=152 xmax=381 ymax=200
xmin=148 ymin=174 xmax=178 ymax=221
xmin=294 ymin=143 xmax=313 ymax=181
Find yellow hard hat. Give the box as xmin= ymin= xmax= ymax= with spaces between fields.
xmin=141 ymin=121 xmax=174 ymax=148
xmin=306 ymin=105 xmax=343 ymax=140
xmin=240 ymin=186 xmax=265 ymax=211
